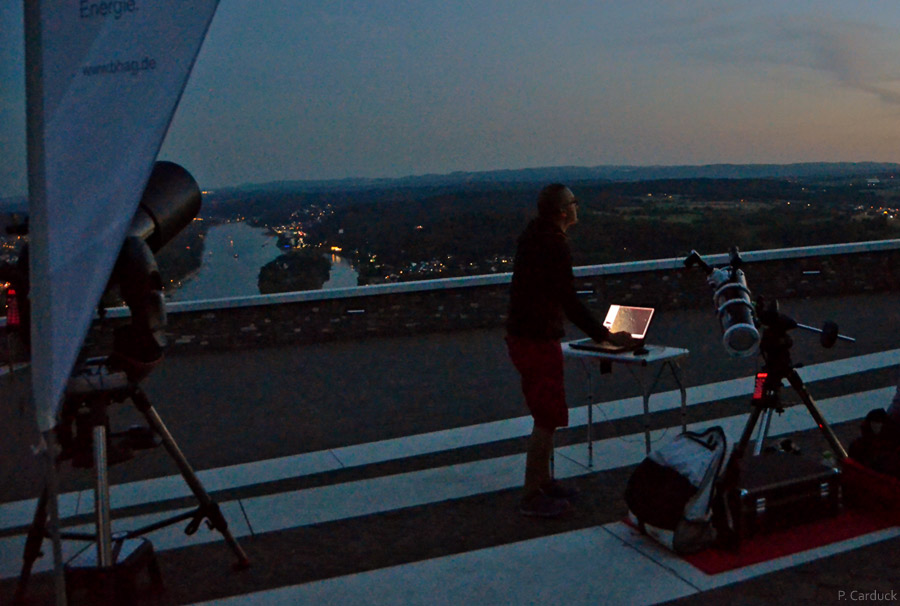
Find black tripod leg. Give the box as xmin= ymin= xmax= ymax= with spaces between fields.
xmin=713 ymin=401 xmax=769 ymax=550
xmin=13 ymin=486 xmax=49 ymax=603
xmin=728 ymin=404 xmax=766 ymax=474
xmin=130 ymin=389 xmax=250 ymax=569
xmin=786 ymin=370 xmax=849 ymax=460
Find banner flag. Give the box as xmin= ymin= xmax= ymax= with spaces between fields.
xmin=25 ymin=0 xmax=219 ymax=431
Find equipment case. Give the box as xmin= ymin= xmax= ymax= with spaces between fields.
xmin=728 ymin=454 xmax=841 ymax=539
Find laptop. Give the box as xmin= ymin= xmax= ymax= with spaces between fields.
xmin=569 ymin=305 xmax=655 ymax=353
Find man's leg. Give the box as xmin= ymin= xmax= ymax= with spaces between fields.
xmin=524 ymin=423 xmax=554 ymax=497
xmin=507 ymin=336 xmax=571 ymax=516
xmin=520 ymin=423 xmax=570 ymax=517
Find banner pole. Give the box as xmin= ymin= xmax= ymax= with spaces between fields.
xmin=42 ymin=429 xmax=67 ymax=606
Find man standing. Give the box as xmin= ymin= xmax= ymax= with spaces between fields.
xmin=506 ymin=183 xmax=634 ymax=517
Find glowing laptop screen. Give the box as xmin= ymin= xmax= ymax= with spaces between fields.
xmin=602 ymin=305 xmax=655 ymax=339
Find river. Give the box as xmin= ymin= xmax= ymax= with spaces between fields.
xmin=166 ymin=221 xmax=358 ymax=301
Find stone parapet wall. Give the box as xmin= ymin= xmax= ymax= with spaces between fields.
xmin=97 ymin=245 xmax=898 ymax=355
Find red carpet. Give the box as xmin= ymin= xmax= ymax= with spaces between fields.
xmin=684 ymin=459 xmax=900 ymax=574
xmin=682 ymin=508 xmax=896 ymax=574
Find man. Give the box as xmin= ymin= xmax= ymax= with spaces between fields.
xmin=506 ymin=183 xmax=635 ymax=517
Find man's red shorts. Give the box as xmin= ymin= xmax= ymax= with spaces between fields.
xmin=506 ymin=335 xmax=567 ymax=430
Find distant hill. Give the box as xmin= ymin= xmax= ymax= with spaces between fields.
xmin=6 ymin=163 xmax=899 ymax=211
xmin=200 ymin=161 xmax=900 ymax=224
xmin=227 ymin=162 xmax=900 ymax=193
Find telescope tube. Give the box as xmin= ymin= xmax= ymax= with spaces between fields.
xmin=708 ymin=267 xmax=760 ymax=357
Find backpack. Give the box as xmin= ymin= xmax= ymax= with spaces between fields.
xmin=625 ymin=426 xmax=728 ymax=555
xmin=848 ymin=408 xmax=900 ymax=479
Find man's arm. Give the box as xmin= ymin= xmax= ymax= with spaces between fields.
xmin=547 ymin=237 xmax=609 ymax=341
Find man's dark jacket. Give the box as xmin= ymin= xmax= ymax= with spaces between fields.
xmin=506 ymin=217 xmax=609 ymax=342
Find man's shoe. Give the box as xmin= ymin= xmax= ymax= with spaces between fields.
xmin=540 ymin=480 xmax=580 ymax=500
xmin=519 ymin=493 xmax=572 ymax=518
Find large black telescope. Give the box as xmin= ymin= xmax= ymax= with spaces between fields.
xmin=12 ymin=162 xmax=250 ymax=605
xmin=2 ymin=160 xmax=201 ymax=357
xmin=124 ymin=160 xmax=201 ymax=255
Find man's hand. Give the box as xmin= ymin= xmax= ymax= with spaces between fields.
xmin=606 ymin=331 xmax=637 ymax=347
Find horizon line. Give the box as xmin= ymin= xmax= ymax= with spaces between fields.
xmin=210 ymin=159 xmax=900 ymax=192
xmin=4 ymin=159 xmax=900 ymax=202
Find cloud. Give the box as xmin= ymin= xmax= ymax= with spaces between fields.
xmin=785 ymin=21 xmax=900 ymax=106
xmin=686 ymin=14 xmax=900 ymax=107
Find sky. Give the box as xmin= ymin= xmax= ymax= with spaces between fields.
xmin=3 ymin=1 xmax=900 ymax=195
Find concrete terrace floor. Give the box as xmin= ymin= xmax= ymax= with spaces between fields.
xmin=1 ymin=291 xmax=899 ymax=604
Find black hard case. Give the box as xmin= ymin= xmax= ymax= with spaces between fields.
xmin=729 ymin=454 xmax=841 ymax=538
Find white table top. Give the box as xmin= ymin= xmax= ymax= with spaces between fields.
xmin=562 ymin=340 xmax=689 ymax=366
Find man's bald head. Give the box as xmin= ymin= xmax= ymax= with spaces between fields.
xmin=537 ymin=183 xmax=577 ymax=219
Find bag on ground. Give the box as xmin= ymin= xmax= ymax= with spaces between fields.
xmin=848 ymin=408 xmax=900 ymax=479
xmin=624 ymin=426 xmax=728 ymax=554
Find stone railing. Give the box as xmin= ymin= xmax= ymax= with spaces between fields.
xmin=3 ymin=239 xmax=899 ymax=357
xmin=74 ymin=239 xmax=900 ymax=354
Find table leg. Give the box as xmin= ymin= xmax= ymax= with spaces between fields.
xmin=586 ymin=359 xmax=594 ymax=467
xmin=670 ymin=361 xmax=688 ymax=433
xmin=641 ymin=389 xmax=651 ymax=454
xmin=629 ymin=363 xmax=669 ymax=455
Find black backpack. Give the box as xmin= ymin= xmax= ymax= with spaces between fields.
xmin=625 ymin=426 xmax=728 ymax=554
xmin=849 ymin=409 xmax=900 ymax=479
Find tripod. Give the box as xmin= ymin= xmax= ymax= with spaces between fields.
xmin=723 ymin=307 xmax=850 ymax=486
xmin=14 ymin=357 xmax=250 ymax=603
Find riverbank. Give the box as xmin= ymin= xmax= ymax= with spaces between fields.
xmin=166 ymin=221 xmax=358 ymax=301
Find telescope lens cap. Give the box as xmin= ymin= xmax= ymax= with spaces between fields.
xmin=723 ymin=323 xmax=760 ymax=357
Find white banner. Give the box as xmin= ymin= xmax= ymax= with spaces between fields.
xmin=25 ymin=0 xmax=219 ymax=431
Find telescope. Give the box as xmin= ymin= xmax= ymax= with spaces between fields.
xmin=13 ymin=162 xmax=250 ymax=604
xmin=684 ymin=247 xmax=760 ymax=357
xmin=106 ymin=161 xmax=201 ymax=375
xmin=684 ymin=247 xmax=854 ymax=359
xmin=683 ymin=246 xmax=857 ymax=550
xmin=3 ymin=161 xmax=200 ymax=368
xmin=124 ymin=160 xmax=201 ymax=256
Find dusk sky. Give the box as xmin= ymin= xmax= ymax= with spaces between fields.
xmin=3 ymin=1 xmax=900 ymax=195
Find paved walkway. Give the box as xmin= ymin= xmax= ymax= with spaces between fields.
xmin=1 ymin=292 xmax=898 ymax=604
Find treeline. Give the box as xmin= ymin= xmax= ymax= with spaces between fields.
xmin=572 ymin=178 xmax=882 ymax=207
xmin=198 ymin=176 xmax=900 ymax=280
xmin=200 ymin=181 xmax=536 ymax=225
xmin=258 ymin=250 xmax=331 ymax=294
xmin=204 ymin=175 xmax=889 ymax=223
xmin=568 ymin=210 xmax=896 ymax=265
xmin=301 ymin=178 xmax=898 ymax=271
xmin=306 ymin=189 xmax=534 ymax=267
